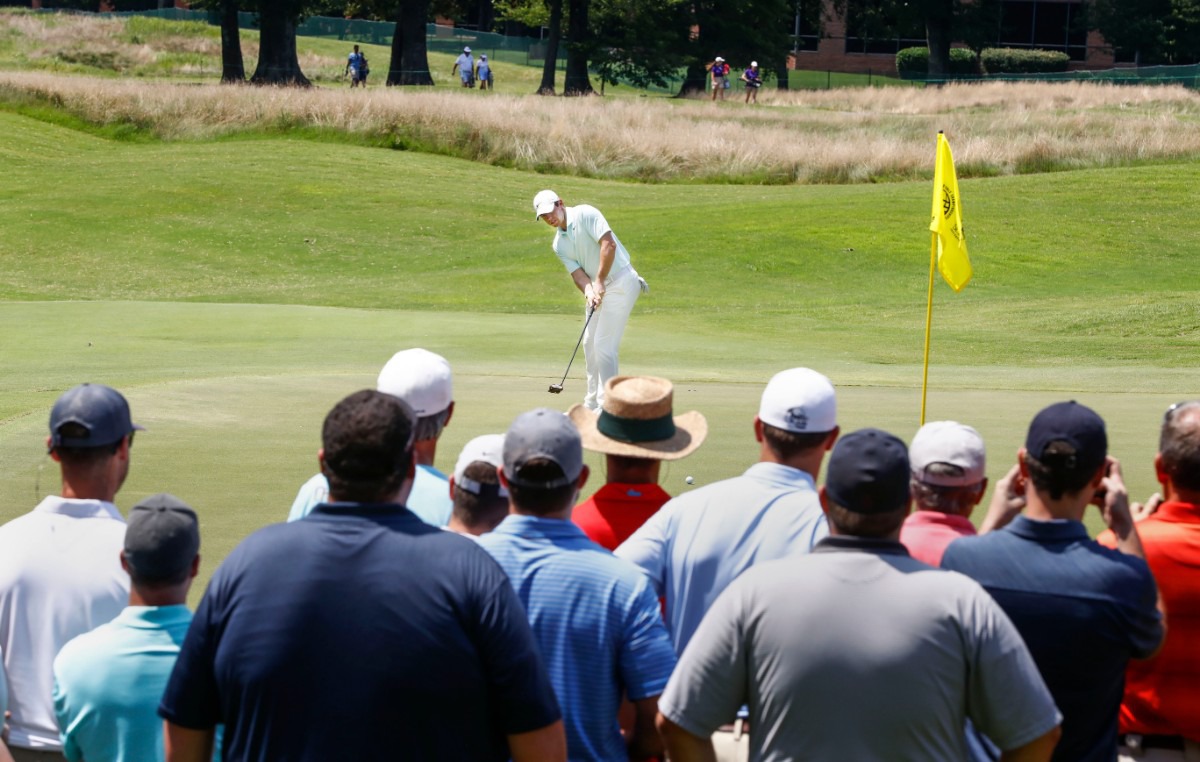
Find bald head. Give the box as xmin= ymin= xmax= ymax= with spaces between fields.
xmin=1161 ymin=402 xmax=1200 ymax=495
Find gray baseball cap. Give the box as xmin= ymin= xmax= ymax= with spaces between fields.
xmin=50 ymin=383 xmax=144 ymax=449
xmin=503 ymin=408 xmax=583 ymax=489
xmin=123 ymin=493 xmax=200 ymax=581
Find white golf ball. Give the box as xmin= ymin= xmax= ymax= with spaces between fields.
xmin=685 ymin=476 xmax=694 ymax=484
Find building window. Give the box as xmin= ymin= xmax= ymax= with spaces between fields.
xmin=998 ymin=0 xmax=1089 ymax=60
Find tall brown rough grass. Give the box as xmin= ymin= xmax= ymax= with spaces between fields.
xmin=1 ymin=71 xmax=1198 ymax=184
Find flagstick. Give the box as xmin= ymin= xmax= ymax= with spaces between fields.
xmin=920 ymin=232 xmax=937 ymax=426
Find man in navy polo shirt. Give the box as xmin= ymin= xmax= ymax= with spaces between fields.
xmin=159 ymin=390 xmax=565 ymax=762
xmin=943 ymin=401 xmax=1165 ymax=762
xmin=480 ymin=409 xmax=676 ymax=762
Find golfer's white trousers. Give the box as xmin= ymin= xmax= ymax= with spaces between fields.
xmin=583 ymin=266 xmax=640 ymax=411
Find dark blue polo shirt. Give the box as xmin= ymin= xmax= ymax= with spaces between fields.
xmin=159 ymin=503 xmax=560 ymax=761
xmin=942 ymin=516 xmax=1162 ymax=762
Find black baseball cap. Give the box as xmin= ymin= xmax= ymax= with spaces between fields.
xmin=123 ymin=493 xmax=200 ymax=581
xmin=825 ymin=428 xmax=911 ymax=514
xmin=49 ymin=383 xmax=143 ymax=449
xmin=1025 ymin=401 xmax=1107 ymax=474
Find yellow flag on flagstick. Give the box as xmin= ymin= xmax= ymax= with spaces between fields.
xmin=929 ymin=133 xmax=972 ymax=292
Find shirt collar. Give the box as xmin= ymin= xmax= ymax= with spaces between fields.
xmin=311 ymin=501 xmax=414 ymax=518
xmin=743 ymin=461 xmax=817 ymax=490
xmin=1149 ymin=500 xmax=1200 ymax=524
xmin=814 ymin=535 xmax=911 ymax=556
xmin=115 ymin=605 xmax=192 ymax=629
xmin=904 ymin=511 xmax=977 ymax=533
xmin=494 ymin=513 xmax=589 ymax=541
xmin=33 ymin=495 xmax=123 ymax=521
xmin=594 ymin=482 xmax=671 ymax=501
xmin=1005 ymin=514 xmax=1090 ymax=541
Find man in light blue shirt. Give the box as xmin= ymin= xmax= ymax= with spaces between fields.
xmin=480 ymin=409 xmax=676 ymax=762
xmin=533 ymin=190 xmax=648 ymax=412
xmin=53 ymin=493 xmax=208 ymax=762
xmin=288 ymin=347 xmax=454 ymax=526
xmin=615 ymin=367 xmax=839 ymax=655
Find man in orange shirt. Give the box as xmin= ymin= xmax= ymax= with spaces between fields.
xmin=568 ymin=376 xmax=707 ymax=550
xmin=1100 ymin=400 xmax=1200 ymax=761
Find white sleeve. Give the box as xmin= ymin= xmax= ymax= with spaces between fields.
xmin=580 ymin=205 xmax=613 ymax=244
xmin=287 ymin=473 xmax=329 ymax=522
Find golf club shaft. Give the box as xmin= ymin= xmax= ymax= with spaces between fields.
xmin=556 ymin=307 xmax=595 ymax=387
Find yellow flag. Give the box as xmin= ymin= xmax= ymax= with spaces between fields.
xmin=929 ymin=133 xmax=972 ymax=291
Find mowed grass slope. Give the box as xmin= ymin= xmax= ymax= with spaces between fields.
xmin=1 ymin=109 xmax=1197 ymax=595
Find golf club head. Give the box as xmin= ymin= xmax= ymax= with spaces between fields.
xmin=548 ymin=384 xmax=564 ymax=394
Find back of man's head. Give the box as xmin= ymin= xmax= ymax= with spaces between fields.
xmin=321 ymin=390 xmax=416 ymax=503
xmin=822 ymin=428 xmax=911 ymax=538
xmin=757 ymin=368 xmax=838 ymax=459
xmin=452 ymin=434 xmax=509 ymax=533
xmin=48 ymin=383 xmax=142 ymax=474
xmin=503 ymin=409 xmax=585 ymax=516
xmin=1161 ymin=401 xmax=1200 ymax=494
xmin=909 ymin=421 xmax=987 ymax=516
xmin=376 ymin=348 xmax=453 ymax=442
xmin=123 ymin=493 xmax=200 ymax=592
xmin=1022 ymin=401 xmax=1107 ymax=500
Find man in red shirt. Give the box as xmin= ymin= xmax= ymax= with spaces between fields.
xmin=568 ymin=376 xmax=707 ymax=550
xmin=1101 ymin=400 xmax=1200 ymax=761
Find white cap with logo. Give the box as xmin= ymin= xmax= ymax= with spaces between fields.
xmin=532 ymin=189 xmax=560 ymax=220
xmin=454 ymin=434 xmax=507 ymax=495
xmin=757 ymin=368 xmax=837 ymax=434
xmin=376 ymin=348 xmax=453 ymax=417
xmin=910 ymin=421 xmax=986 ymax=486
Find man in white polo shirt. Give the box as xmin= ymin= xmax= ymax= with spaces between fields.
xmin=533 ymin=190 xmax=648 ymax=412
xmin=0 ymin=384 xmax=138 ymax=761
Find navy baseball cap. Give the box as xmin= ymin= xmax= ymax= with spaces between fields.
xmin=49 ymin=383 xmax=143 ymax=449
xmin=1025 ymin=401 xmax=1107 ymax=474
xmin=503 ymin=408 xmax=583 ymax=489
xmin=124 ymin=493 xmax=200 ymax=581
xmin=825 ymin=428 xmax=911 ymax=514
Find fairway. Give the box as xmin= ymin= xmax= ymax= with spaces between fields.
xmin=1 ymin=106 xmax=1197 ymax=599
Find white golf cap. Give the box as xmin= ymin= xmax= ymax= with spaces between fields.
xmin=715 ymin=56 xmax=725 ymax=62
xmin=532 ymin=189 xmax=560 ymax=220
xmin=758 ymin=368 xmax=837 ymax=434
xmin=751 ymin=60 xmax=758 ymax=66
xmin=463 ymin=46 xmax=471 ymax=52
xmin=910 ymin=421 xmax=986 ymax=486
xmin=481 ymin=54 xmax=487 ymax=59
xmin=454 ymin=434 xmax=507 ymax=495
xmin=376 ymin=348 xmax=453 ymax=417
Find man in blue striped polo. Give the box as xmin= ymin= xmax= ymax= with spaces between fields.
xmin=480 ymin=408 xmax=677 ymax=762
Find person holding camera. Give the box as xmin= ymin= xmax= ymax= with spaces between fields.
xmin=740 ymin=61 xmax=762 ymax=103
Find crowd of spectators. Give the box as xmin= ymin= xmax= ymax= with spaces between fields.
xmin=0 ymin=348 xmax=1197 ymax=762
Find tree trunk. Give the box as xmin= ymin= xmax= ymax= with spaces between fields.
xmin=775 ymin=57 xmax=789 ymax=89
xmin=926 ymin=15 xmax=952 ymax=79
xmin=537 ymin=0 xmax=563 ymax=94
xmin=388 ymin=0 xmax=434 ymax=85
xmin=219 ymin=0 xmax=245 ymax=83
xmin=250 ymin=2 xmax=310 ymax=86
xmin=563 ymin=0 xmax=593 ymax=94
xmin=677 ymin=62 xmax=707 ymax=95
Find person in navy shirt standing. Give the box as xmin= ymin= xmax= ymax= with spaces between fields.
xmin=159 ymin=390 xmax=565 ymax=762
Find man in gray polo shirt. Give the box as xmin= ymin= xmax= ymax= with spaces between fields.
xmin=657 ymin=428 xmax=1064 ymax=762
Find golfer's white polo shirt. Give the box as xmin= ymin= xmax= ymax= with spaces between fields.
xmin=0 ymin=496 xmax=129 ymax=751
xmin=553 ymin=205 xmax=632 ymax=282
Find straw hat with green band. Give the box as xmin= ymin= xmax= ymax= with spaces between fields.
xmin=568 ymin=376 xmax=707 ymax=460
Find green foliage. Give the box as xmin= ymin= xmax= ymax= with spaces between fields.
xmin=587 ymin=0 xmax=689 ymax=88
xmin=896 ymin=46 xmax=977 ymax=76
xmin=981 ymin=47 xmax=1070 ymax=73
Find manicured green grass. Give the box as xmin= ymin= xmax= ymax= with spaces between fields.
xmin=1 ymin=108 xmax=1196 ymax=595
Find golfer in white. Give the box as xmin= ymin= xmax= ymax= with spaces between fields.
xmin=534 ymin=189 xmax=647 ymax=412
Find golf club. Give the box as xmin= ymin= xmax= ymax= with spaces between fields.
xmin=548 ymin=307 xmax=595 ymax=394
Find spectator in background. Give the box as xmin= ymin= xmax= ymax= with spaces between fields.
xmin=900 ymin=420 xmax=990 ymax=566
xmin=480 ymin=409 xmax=676 ymax=761
xmin=289 ymin=348 xmax=454 ymax=527
xmin=569 ymin=375 xmax=707 ymax=550
xmin=740 ymin=61 xmax=762 ymax=103
xmin=943 ymin=401 xmax=1165 ymax=762
xmin=447 ymin=434 xmax=509 ymax=536
xmin=344 ymin=44 xmax=367 ymax=88
xmin=708 ymin=56 xmax=730 ymax=100
xmin=476 ymin=54 xmax=492 ymax=90
xmin=657 ymin=429 xmax=1063 ymax=762
xmin=53 ymin=494 xmax=206 ymax=762
xmin=0 ymin=384 xmax=138 ymax=762
xmin=160 ymin=390 xmax=565 ymax=762
xmin=453 ymin=46 xmax=475 ymax=87
xmin=1100 ymin=400 xmax=1200 ymax=761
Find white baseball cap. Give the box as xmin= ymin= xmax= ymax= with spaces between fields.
xmin=758 ymin=368 xmax=837 ymax=434
xmin=910 ymin=421 xmax=986 ymax=486
xmin=454 ymin=434 xmax=507 ymax=495
xmin=532 ymin=189 xmax=560 ymax=220
xmin=463 ymin=46 xmax=471 ymax=53
xmin=376 ymin=348 xmax=453 ymax=417
xmin=751 ymin=60 xmax=758 ymax=67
